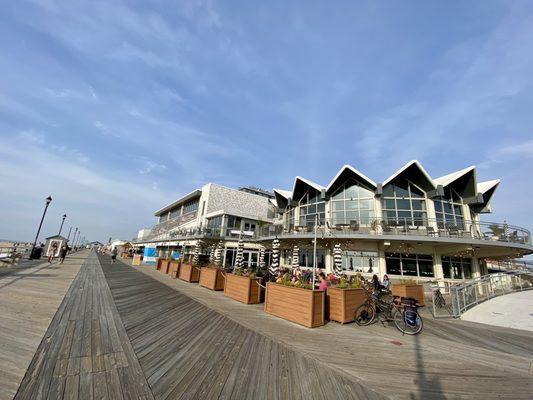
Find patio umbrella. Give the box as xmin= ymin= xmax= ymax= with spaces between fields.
xmin=214 ymin=240 xmax=223 ymax=267
xmin=192 ymin=240 xmax=202 ymax=265
xmin=209 ymin=244 xmax=215 ymax=264
xmin=333 ymin=243 xmax=343 ymax=276
xmin=235 ymin=237 xmax=244 ymax=270
xmin=291 ymin=245 xmax=299 ymax=268
xmin=269 ymin=239 xmax=280 ymax=277
xmin=259 ymin=246 xmax=265 ymax=271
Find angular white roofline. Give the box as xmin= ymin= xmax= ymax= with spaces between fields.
xmin=477 ymin=179 xmax=500 ymax=194
xmin=434 ymin=166 xmax=476 ymax=187
xmin=326 ymin=164 xmax=377 ymax=191
xmin=382 ymin=160 xmax=436 ymax=189
xmin=273 ymin=188 xmax=292 ymax=199
xmin=291 ymin=176 xmax=325 ymax=196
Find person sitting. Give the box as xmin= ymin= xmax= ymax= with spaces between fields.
xmin=382 ymin=274 xmax=391 ymax=291
xmin=372 ymin=274 xmax=381 ymax=291
xmin=318 ymin=272 xmax=328 ymax=291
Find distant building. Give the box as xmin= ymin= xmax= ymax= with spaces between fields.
xmin=137 ymin=229 xmax=152 ymax=240
xmin=44 ymin=235 xmax=68 ymax=257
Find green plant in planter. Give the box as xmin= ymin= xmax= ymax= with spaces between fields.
xmin=337 ymin=276 xmax=349 ymax=289
xmin=294 ymin=276 xmax=312 ymax=290
xmin=235 ymin=268 xmax=244 ymax=276
xmin=278 ymin=273 xmax=291 ymax=286
xmin=349 ymin=276 xmax=363 ymax=289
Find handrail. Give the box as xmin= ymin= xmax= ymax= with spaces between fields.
xmin=133 ymin=217 xmax=532 ymax=247
xmin=449 ymin=270 xmax=533 ymax=317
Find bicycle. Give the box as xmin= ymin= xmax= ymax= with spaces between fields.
xmin=354 ymin=285 xmax=423 ymax=335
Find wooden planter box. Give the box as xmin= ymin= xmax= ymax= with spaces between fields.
xmin=327 ymin=287 xmax=366 ymax=323
xmin=168 ymin=261 xmax=180 ymax=278
xmin=178 ymin=263 xmax=200 ymax=282
xmin=224 ymin=274 xmax=262 ymax=304
xmin=264 ymin=283 xmax=325 ymax=328
xmin=199 ymin=267 xmax=225 ymax=291
xmin=157 ymin=259 xmax=171 ymax=273
xmin=391 ymin=284 xmax=425 ymax=306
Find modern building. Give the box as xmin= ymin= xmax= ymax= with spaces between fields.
xmin=134 ymin=161 xmax=532 ymax=283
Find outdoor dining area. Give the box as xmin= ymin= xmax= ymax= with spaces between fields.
xmin=150 ymin=238 xmax=426 ymax=329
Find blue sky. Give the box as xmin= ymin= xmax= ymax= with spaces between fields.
xmin=1 ymin=0 xmax=532 ymax=244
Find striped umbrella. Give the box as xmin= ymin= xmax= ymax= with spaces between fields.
xmin=333 ymin=243 xmax=343 ymax=276
xmin=259 ymin=247 xmax=265 ymax=271
xmin=235 ymin=237 xmax=244 ymax=270
xmin=192 ymin=240 xmax=202 ymax=265
xmin=269 ymin=239 xmax=280 ymax=277
xmin=215 ymin=240 xmax=223 ymax=267
xmin=209 ymin=244 xmax=215 ymax=264
xmin=291 ymin=245 xmax=299 ymax=268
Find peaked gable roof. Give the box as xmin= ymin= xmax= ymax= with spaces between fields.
xmin=434 ymin=166 xmax=475 ymax=187
xmin=382 ymin=160 xmax=435 ymax=191
xmin=273 ymin=188 xmax=292 ymax=209
xmin=434 ymin=166 xmax=477 ymax=198
xmin=472 ymin=179 xmax=500 ymax=213
xmin=326 ymin=165 xmax=377 ymax=193
xmin=292 ymin=176 xmax=325 ymax=201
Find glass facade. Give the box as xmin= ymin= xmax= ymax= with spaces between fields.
xmin=298 ymin=249 xmax=326 ymax=268
xmin=442 ymin=256 xmax=472 ymax=279
xmin=331 ymin=180 xmax=375 ymax=225
xmin=341 ymin=251 xmax=378 ymax=273
xmin=183 ymin=199 xmax=199 ymax=214
xmin=382 ymin=180 xmax=427 ymax=226
xmin=298 ymin=189 xmax=325 ymax=226
xmin=434 ymin=187 xmax=464 ymax=229
xmin=385 ymin=253 xmax=434 ymax=277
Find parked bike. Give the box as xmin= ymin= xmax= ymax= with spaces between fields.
xmin=354 ymin=284 xmax=423 ymax=335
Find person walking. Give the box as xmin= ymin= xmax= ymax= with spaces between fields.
xmin=48 ymin=242 xmax=58 ymax=263
xmin=111 ymin=247 xmax=118 ymax=264
xmin=59 ymin=244 xmax=69 ymax=264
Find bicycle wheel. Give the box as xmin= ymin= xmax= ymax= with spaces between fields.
xmin=354 ymin=303 xmax=375 ymax=326
xmin=392 ymin=308 xmax=423 ymax=335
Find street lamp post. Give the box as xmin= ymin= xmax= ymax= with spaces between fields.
xmin=66 ymin=226 xmax=72 ymax=242
xmin=58 ymin=214 xmax=67 ymax=236
xmin=30 ymin=196 xmax=52 ymax=259
xmin=71 ymin=227 xmax=78 ymax=249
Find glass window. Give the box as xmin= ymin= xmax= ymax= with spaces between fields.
xmin=385 ymin=253 xmax=434 ymax=277
xmin=297 ymin=189 xmax=325 ymax=226
xmin=382 ymin=180 xmax=427 ymax=226
xmin=402 ymin=259 xmax=418 ymax=276
xmin=385 ymin=256 xmax=401 ymax=275
xmin=418 ymin=259 xmax=434 ymax=277
xmin=329 ymin=179 xmax=375 ymax=225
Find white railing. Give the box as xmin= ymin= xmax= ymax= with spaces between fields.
xmin=449 ymin=271 xmax=533 ymax=317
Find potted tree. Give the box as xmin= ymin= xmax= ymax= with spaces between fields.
xmin=391 ymin=278 xmax=425 ymax=306
xmin=264 ymin=273 xmax=325 ymax=328
xmin=327 ymin=275 xmax=366 ymax=323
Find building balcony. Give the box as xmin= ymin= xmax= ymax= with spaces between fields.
xmin=255 ymin=217 xmax=532 ymax=247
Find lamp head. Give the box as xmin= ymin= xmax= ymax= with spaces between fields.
xmin=46 ymin=196 xmax=52 ymax=204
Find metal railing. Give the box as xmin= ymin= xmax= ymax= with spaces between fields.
xmin=133 ymin=217 xmax=531 ymax=247
xmin=255 ymin=217 xmax=531 ymax=245
xmin=448 ymin=271 xmax=533 ymax=317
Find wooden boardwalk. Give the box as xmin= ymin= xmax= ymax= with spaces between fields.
xmin=14 ymin=252 xmax=153 ymax=400
xmin=100 ymin=255 xmax=384 ymax=400
xmin=132 ymin=260 xmax=533 ymax=400
xmin=0 ymin=252 xmax=86 ymax=399
xmin=8 ymin=251 xmax=533 ymax=399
